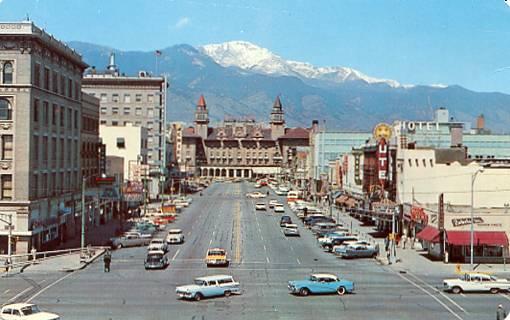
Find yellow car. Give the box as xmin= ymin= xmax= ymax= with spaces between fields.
xmin=205 ymin=248 xmax=230 ymax=267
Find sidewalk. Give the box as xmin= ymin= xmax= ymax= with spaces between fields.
xmin=335 ymin=207 xmax=510 ymax=277
xmin=24 ymin=248 xmax=106 ymax=273
xmin=56 ymin=217 xmax=125 ymax=250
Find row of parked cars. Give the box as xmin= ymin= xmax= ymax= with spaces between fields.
xmin=144 ymin=229 xmax=185 ymax=270
xmin=288 ymin=200 xmax=379 ymax=259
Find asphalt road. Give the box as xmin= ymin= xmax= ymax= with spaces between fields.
xmin=2 ymin=181 xmax=510 ymax=319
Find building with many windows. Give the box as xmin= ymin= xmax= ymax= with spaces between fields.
xmin=177 ymin=95 xmax=311 ymax=179
xmin=0 ymin=21 xmax=90 ymax=253
xmin=82 ymin=55 xmax=167 ymax=199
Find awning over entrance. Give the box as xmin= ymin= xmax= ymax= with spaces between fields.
xmin=416 ymin=226 xmax=440 ymax=243
xmin=446 ymin=231 xmax=509 ymax=247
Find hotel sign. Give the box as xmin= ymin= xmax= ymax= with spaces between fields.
xmin=397 ymin=121 xmax=440 ymax=131
xmin=376 ymin=138 xmax=388 ymax=185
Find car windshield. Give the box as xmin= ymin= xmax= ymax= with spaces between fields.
xmin=169 ymin=231 xmax=181 ymax=235
xmin=20 ymin=306 xmax=40 ymax=315
xmin=147 ymin=255 xmax=163 ymax=262
xmin=208 ymin=250 xmax=224 ymax=256
xmin=194 ymin=280 xmax=206 ymax=286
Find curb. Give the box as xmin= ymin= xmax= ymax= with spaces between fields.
xmin=60 ymin=249 xmax=106 ymax=272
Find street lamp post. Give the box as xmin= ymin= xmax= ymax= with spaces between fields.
xmin=0 ymin=214 xmax=13 ymax=269
xmin=470 ymin=167 xmax=484 ymax=269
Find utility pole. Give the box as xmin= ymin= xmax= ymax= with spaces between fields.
xmin=143 ymin=165 xmax=148 ymax=216
xmin=390 ymin=207 xmax=397 ymax=264
xmin=81 ymin=177 xmax=86 ymax=253
xmin=470 ymin=167 xmax=484 ymax=269
xmin=0 ymin=214 xmax=13 ymax=271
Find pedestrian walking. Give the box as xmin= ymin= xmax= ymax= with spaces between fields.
xmin=497 ymin=304 xmax=507 ymax=320
xmin=402 ymin=234 xmax=408 ymax=249
xmin=103 ymin=249 xmax=112 ymax=272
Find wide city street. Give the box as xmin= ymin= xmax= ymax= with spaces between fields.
xmin=2 ymin=182 xmax=509 ymax=320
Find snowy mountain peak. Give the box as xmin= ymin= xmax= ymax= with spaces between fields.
xmin=200 ymin=41 xmax=407 ymax=88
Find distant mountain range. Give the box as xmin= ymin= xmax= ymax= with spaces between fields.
xmin=69 ymin=40 xmax=510 ymax=132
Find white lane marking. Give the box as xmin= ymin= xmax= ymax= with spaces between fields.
xmin=187 ymin=231 xmax=191 ymax=236
xmin=209 ymin=239 xmax=213 ymax=245
xmin=26 ymin=272 xmax=76 ymax=303
xmin=39 ymin=280 xmax=47 ymax=284
xmin=499 ymin=293 xmax=510 ymax=301
xmin=3 ymin=289 xmax=10 ymax=294
xmin=212 ymin=231 xmax=215 ymax=236
xmin=260 ymin=234 xmax=264 ymax=241
xmin=263 ymin=245 xmax=267 ymax=251
xmin=6 ymin=287 xmax=30 ymax=303
xmin=296 ymin=258 xmax=301 ymax=265
xmin=266 ymin=256 xmax=270 ymax=263
xmin=406 ymin=272 xmax=467 ymax=314
xmin=460 ymin=293 xmax=466 ymax=297
xmin=397 ymin=273 xmax=464 ymax=320
xmin=172 ymin=249 xmax=181 ymax=261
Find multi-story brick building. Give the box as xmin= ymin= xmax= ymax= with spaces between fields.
xmin=82 ymin=55 xmax=167 ymax=199
xmin=177 ymin=95 xmax=310 ymax=179
xmin=0 ymin=21 xmax=90 ymax=253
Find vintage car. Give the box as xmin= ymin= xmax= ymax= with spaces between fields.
xmin=205 ymin=248 xmax=230 ymax=267
xmin=337 ymin=243 xmax=378 ymax=259
xmin=288 ymin=273 xmax=355 ymax=296
xmin=274 ymin=204 xmax=285 ymax=213
xmin=147 ymin=238 xmax=168 ymax=252
xmin=282 ymin=224 xmax=300 ymax=237
xmin=144 ymin=250 xmax=169 ymax=270
xmin=280 ymin=216 xmax=292 ymax=227
xmin=443 ymin=273 xmax=510 ymax=294
xmin=110 ymin=233 xmax=151 ymax=249
xmin=322 ymin=236 xmax=359 ymax=251
xmin=255 ymin=203 xmax=266 ymax=210
xmin=246 ymin=191 xmax=266 ymax=199
xmin=0 ymin=303 xmax=60 ymax=320
xmin=268 ymin=199 xmax=278 ymax=208
xmin=166 ymin=229 xmax=185 ymax=244
xmin=317 ymin=231 xmax=349 ymax=246
xmin=176 ymin=275 xmax=241 ymax=301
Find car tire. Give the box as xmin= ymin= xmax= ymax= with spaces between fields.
xmin=116 ymin=243 xmax=123 ymax=249
xmin=451 ymin=286 xmax=462 ymax=294
xmin=299 ymin=288 xmax=310 ymax=296
xmin=490 ymin=288 xmax=499 ymax=294
xmin=194 ymin=292 xmax=203 ymax=301
xmin=224 ymin=290 xmax=231 ymax=297
xmin=337 ymin=286 xmax=346 ymax=295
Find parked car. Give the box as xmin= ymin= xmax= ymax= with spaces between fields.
xmin=280 ymin=216 xmax=292 ymax=227
xmin=166 ymin=229 xmax=185 ymax=244
xmin=311 ymin=222 xmax=339 ymax=235
xmin=338 ymin=243 xmax=379 ymax=259
xmin=147 ymin=238 xmax=168 ymax=252
xmin=274 ymin=204 xmax=285 ymax=213
xmin=288 ymin=274 xmax=355 ymax=296
xmin=268 ymin=199 xmax=278 ymax=208
xmin=176 ymin=275 xmax=241 ymax=301
xmin=282 ymin=224 xmax=300 ymax=237
xmin=322 ymin=236 xmax=359 ymax=251
xmin=205 ymin=248 xmax=230 ymax=267
xmin=318 ymin=232 xmax=349 ymax=246
xmin=255 ymin=203 xmax=266 ymax=210
xmin=144 ymin=250 xmax=169 ymax=270
xmin=443 ymin=273 xmax=510 ymax=294
xmin=124 ymin=231 xmax=152 ymax=239
xmin=111 ymin=233 xmax=151 ymax=249
xmin=0 ymin=303 xmax=60 ymax=320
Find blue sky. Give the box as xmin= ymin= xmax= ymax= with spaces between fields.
xmin=1 ymin=0 xmax=510 ymax=93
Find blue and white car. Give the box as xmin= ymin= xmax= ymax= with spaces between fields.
xmin=288 ymin=273 xmax=355 ymax=296
xmin=176 ymin=275 xmax=241 ymax=301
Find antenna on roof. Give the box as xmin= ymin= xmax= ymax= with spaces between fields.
xmin=25 ymin=13 xmax=30 ymax=22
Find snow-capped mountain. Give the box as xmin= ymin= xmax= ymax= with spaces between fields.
xmin=201 ymin=41 xmax=404 ymax=88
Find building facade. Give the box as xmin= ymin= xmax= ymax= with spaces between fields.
xmin=82 ymin=55 xmax=167 ymax=199
xmin=178 ymin=96 xmax=311 ymax=179
xmin=81 ymin=93 xmax=100 ymax=181
xmin=0 ymin=22 xmax=89 ymax=253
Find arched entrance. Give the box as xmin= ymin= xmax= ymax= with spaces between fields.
xmin=209 ymin=168 xmax=214 ymax=177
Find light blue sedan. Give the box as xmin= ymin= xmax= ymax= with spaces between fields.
xmin=288 ymin=273 xmax=355 ymax=296
xmin=176 ymin=275 xmax=241 ymax=301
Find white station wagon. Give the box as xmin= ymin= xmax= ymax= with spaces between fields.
xmin=0 ymin=304 xmax=60 ymax=320
xmin=176 ymin=275 xmax=241 ymax=301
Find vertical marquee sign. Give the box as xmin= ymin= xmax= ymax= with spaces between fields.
xmin=373 ymin=123 xmax=393 ymax=190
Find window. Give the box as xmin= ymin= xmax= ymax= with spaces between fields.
xmin=408 ymin=159 xmax=412 ymax=167
xmin=43 ymin=67 xmax=50 ymax=90
xmin=111 ymin=121 xmax=118 ymax=126
xmin=0 ymin=98 xmax=11 ymax=120
xmin=147 ymin=94 xmax=154 ymax=103
xmin=52 ymin=104 xmax=57 ymax=126
xmin=124 ymin=94 xmax=131 ymax=103
xmin=60 ymin=74 xmax=65 ymax=95
xmin=52 ymin=71 xmax=58 ymax=93
xmin=41 ymin=173 xmax=47 ymax=197
xmin=68 ymin=109 xmax=72 ymax=129
xmin=60 ymin=107 xmax=65 ymax=127
xmin=33 ymin=136 xmax=39 ymax=161
xmin=147 ymin=121 xmax=153 ymax=129
xmin=32 ymin=174 xmax=38 ymax=198
xmin=42 ymin=137 xmax=48 ymax=162
xmin=34 ymin=63 xmax=41 ymax=87
xmin=74 ymin=110 xmax=78 ymax=129
xmin=3 ymin=62 xmax=13 ymax=84
xmin=2 ymin=135 xmax=13 ymax=160
xmin=123 ymin=107 xmax=130 ymax=115
xmin=43 ymin=101 xmax=49 ymax=126
xmin=415 ymin=159 xmax=419 ymax=167
xmin=135 ymin=121 xmax=142 ymax=126
xmin=430 ymin=159 xmax=434 ymax=167
xmin=100 ymin=107 xmax=107 ymax=114
xmin=112 ymin=94 xmax=119 ymax=102
xmin=135 ymin=108 xmax=142 ymax=116
xmin=147 ymin=109 xmax=154 ymax=117
xmin=112 ymin=107 xmax=119 ymax=115
xmin=100 ymin=93 xmax=107 ymax=102
xmin=1 ymin=175 xmax=12 ymax=200
xmin=422 ymin=159 xmax=426 ymax=167
xmin=135 ymin=94 xmax=142 ymax=102
xmin=116 ymin=137 xmax=125 ymax=149
xmin=67 ymin=78 xmax=73 ymax=98
xmin=100 ymin=120 xmax=107 ymax=125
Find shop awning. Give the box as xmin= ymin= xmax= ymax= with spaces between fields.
xmin=416 ymin=226 xmax=440 ymax=243
xmin=446 ymin=231 xmax=509 ymax=247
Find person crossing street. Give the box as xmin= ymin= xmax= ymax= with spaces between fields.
xmin=103 ymin=249 xmax=112 ymax=272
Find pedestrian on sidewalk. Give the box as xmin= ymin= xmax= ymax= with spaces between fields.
xmin=497 ymin=304 xmax=507 ymax=320
xmin=103 ymin=249 xmax=112 ymax=272
xmin=402 ymin=234 xmax=408 ymax=249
